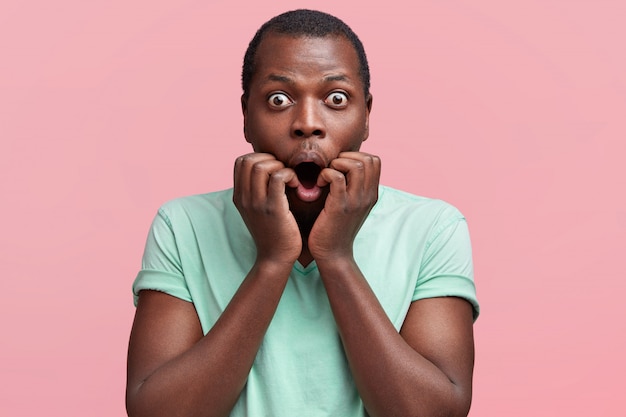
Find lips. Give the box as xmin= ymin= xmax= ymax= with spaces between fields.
xmin=289 ymin=151 xmax=326 ymax=185
xmin=288 ymin=153 xmax=326 ymax=202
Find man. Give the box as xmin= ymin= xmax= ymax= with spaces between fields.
xmin=126 ymin=9 xmax=479 ymax=417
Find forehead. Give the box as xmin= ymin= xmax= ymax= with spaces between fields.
xmin=251 ymin=33 xmax=362 ymax=87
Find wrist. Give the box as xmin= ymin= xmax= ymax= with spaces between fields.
xmin=309 ymin=242 xmax=354 ymax=264
xmin=252 ymin=256 xmax=296 ymax=277
xmin=315 ymin=254 xmax=358 ymax=275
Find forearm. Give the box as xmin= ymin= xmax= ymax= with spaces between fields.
xmin=127 ymin=260 xmax=293 ymax=417
xmin=317 ymin=258 xmax=471 ymax=417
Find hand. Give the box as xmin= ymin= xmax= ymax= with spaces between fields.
xmin=308 ymin=152 xmax=381 ymax=263
xmin=233 ymin=153 xmax=302 ymax=265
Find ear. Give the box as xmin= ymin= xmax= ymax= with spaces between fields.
xmin=363 ymin=93 xmax=373 ymax=141
xmin=241 ymin=94 xmax=250 ymax=143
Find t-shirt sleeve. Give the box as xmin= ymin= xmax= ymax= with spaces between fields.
xmin=132 ymin=208 xmax=192 ymax=306
xmin=413 ymin=214 xmax=480 ymax=320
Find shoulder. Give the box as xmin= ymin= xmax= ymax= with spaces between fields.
xmin=359 ymin=185 xmax=470 ymax=264
xmin=154 ymin=188 xmax=235 ymax=226
xmin=372 ymin=185 xmax=465 ymax=227
xmin=159 ymin=188 xmax=234 ymax=217
xmin=148 ymin=188 xmax=245 ymax=243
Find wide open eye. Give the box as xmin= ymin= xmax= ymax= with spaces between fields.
xmin=324 ymin=92 xmax=349 ymax=108
xmin=267 ymin=93 xmax=293 ymax=109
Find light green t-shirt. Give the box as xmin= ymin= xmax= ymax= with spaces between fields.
xmin=133 ymin=185 xmax=478 ymax=416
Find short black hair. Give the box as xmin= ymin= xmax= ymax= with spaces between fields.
xmin=242 ymin=9 xmax=370 ymax=99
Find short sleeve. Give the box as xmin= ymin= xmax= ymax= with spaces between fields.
xmin=132 ymin=208 xmax=192 ymax=306
xmin=414 ymin=216 xmax=479 ymax=320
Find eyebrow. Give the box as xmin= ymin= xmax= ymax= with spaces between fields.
xmin=267 ymin=74 xmax=294 ymax=84
xmin=262 ymin=73 xmax=354 ymax=85
xmin=323 ymin=74 xmax=350 ymax=83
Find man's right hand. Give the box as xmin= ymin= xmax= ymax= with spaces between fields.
xmin=233 ymin=153 xmax=302 ymax=265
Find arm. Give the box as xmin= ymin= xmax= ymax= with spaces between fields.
xmin=310 ymin=152 xmax=475 ymax=417
xmin=126 ymin=153 xmax=302 ymax=417
xmin=318 ymin=261 xmax=474 ymax=417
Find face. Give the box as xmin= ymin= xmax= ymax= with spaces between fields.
xmin=241 ymin=33 xmax=372 ymax=215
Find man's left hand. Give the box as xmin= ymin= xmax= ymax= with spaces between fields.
xmin=308 ymin=151 xmax=381 ymax=263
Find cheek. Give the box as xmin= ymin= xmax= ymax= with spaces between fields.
xmin=245 ymin=115 xmax=279 ymax=148
xmin=250 ymin=112 xmax=291 ymax=136
xmin=335 ymin=116 xmax=368 ymax=150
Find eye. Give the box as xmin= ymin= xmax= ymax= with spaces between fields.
xmin=267 ymin=93 xmax=293 ymax=109
xmin=325 ymin=92 xmax=349 ymax=108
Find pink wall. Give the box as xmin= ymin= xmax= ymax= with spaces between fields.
xmin=1 ymin=1 xmax=624 ymax=415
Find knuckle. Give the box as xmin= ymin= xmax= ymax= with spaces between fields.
xmin=238 ymin=198 xmax=252 ymax=211
xmin=269 ymin=169 xmax=284 ymax=182
xmin=240 ymin=154 xmax=256 ymax=166
xmin=251 ymin=201 xmax=265 ymax=212
xmin=234 ymin=157 xmax=244 ymax=171
xmin=334 ymin=172 xmax=346 ymax=182
xmin=251 ymin=163 xmax=266 ymax=175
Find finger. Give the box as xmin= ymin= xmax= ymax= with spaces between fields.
xmin=234 ymin=154 xmax=255 ymax=206
xmin=337 ymin=151 xmax=371 ymax=160
xmin=329 ymin=157 xmax=366 ymax=194
xmin=369 ymin=154 xmax=382 ymax=190
xmin=249 ymin=159 xmax=286 ymax=204
xmin=318 ymin=167 xmax=347 ymax=200
xmin=333 ymin=153 xmax=381 ymax=194
xmin=336 ymin=152 xmax=380 ymax=170
xmin=345 ymin=153 xmax=381 ymax=192
xmin=234 ymin=153 xmax=275 ymax=185
xmin=267 ymin=167 xmax=298 ymax=201
xmin=234 ymin=153 xmax=276 ymax=205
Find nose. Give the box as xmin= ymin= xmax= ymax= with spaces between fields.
xmin=291 ymin=98 xmax=325 ymax=139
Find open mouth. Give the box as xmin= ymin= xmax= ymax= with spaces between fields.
xmin=294 ymin=162 xmax=322 ymax=189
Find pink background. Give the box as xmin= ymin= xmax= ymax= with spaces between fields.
xmin=1 ymin=1 xmax=625 ymax=415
